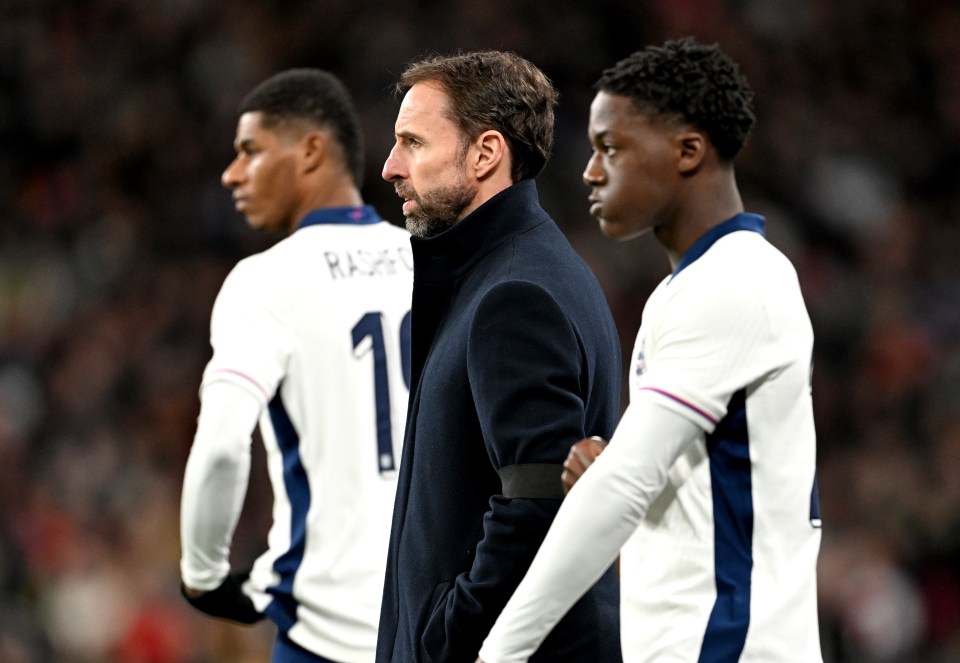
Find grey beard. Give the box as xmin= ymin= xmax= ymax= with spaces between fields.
xmin=406 ymin=215 xmax=457 ymax=238
xmin=401 ymin=181 xmax=475 ymax=238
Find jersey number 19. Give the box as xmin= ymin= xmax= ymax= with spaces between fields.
xmin=352 ymin=311 xmax=411 ymax=474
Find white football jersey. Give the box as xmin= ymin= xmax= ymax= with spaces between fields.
xmin=621 ymin=214 xmax=822 ymax=661
xmin=202 ymin=207 xmax=413 ymax=662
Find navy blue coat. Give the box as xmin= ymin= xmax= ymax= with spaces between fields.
xmin=376 ymin=180 xmax=622 ymax=662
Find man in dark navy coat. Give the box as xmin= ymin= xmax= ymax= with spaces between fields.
xmin=377 ymin=50 xmax=623 ymax=663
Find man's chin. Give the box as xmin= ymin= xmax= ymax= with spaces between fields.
xmin=600 ymin=218 xmax=651 ymax=242
xmin=598 ymin=217 xmax=627 ymax=240
xmin=404 ymin=216 xmax=425 ymax=237
xmin=406 ymin=215 xmax=455 ymax=239
xmin=245 ymin=215 xmax=288 ymax=236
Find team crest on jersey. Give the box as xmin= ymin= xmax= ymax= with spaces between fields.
xmin=635 ymin=340 xmax=647 ymax=377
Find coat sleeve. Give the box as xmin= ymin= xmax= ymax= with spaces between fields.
xmin=419 ymin=280 xmax=592 ymax=662
xmin=469 ymin=280 xmax=588 ymax=467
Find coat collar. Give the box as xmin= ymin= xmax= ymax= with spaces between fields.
xmin=410 ymin=179 xmax=547 ymax=283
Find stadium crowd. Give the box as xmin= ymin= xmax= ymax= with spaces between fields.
xmin=1 ymin=1 xmax=959 ymax=661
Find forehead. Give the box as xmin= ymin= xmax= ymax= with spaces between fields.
xmin=588 ymin=91 xmax=656 ymax=136
xmin=235 ymin=111 xmax=304 ymax=145
xmin=236 ymin=111 xmax=270 ymax=137
xmin=234 ymin=111 xmax=277 ymax=148
xmin=395 ymin=81 xmax=460 ymax=136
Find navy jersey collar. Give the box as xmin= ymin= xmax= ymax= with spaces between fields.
xmin=296 ymin=205 xmax=382 ymax=230
xmin=672 ymin=213 xmax=766 ymax=279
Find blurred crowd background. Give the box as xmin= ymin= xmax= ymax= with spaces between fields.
xmin=2 ymin=1 xmax=959 ymax=661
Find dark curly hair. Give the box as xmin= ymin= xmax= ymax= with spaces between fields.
xmin=239 ymin=68 xmax=365 ymax=186
xmin=397 ymin=51 xmax=558 ymax=182
xmin=596 ymin=37 xmax=755 ymax=161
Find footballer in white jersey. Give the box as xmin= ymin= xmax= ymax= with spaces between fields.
xmin=181 ymin=208 xmax=413 ymax=662
xmin=478 ymin=39 xmax=823 ymax=663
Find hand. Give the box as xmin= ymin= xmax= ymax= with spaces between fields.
xmin=561 ymin=436 xmax=607 ymax=494
xmin=180 ymin=567 xmax=264 ymax=625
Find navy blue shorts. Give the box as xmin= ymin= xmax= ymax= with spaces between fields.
xmin=272 ymin=632 xmax=336 ymax=663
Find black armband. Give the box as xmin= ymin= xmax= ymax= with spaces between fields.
xmin=498 ymin=463 xmax=565 ymax=499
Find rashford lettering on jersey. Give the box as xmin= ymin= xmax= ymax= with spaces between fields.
xmin=325 ymin=246 xmax=414 ymax=280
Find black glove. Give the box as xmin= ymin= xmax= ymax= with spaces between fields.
xmin=181 ymin=567 xmax=264 ymax=625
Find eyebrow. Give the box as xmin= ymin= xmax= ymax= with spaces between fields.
xmin=395 ymin=128 xmax=423 ymax=142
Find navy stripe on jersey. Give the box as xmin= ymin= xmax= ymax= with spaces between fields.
xmin=810 ymin=472 xmax=823 ymax=528
xmin=264 ymin=391 xmax=312 ymax=632
xmin=672 ymin=213 xmax=766 ymax=280
xmin=699 ymin=389 xmax=753 ymax=662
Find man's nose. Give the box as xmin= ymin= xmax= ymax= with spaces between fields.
xmin=382 ymin=145 xmax=406 ymax=181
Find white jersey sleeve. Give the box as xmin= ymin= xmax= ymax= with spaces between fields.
xmin=478 ymin=396 xmax=702 ymax=662
xmin=636 ymin=262 xmax=783 ymax=428
xmin=180 ymin=380 xmax=263 ymax=590
xmin=200 ymin=253 xmax=292 ymax=401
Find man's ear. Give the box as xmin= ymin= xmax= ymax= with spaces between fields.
xmin=301 ymin=130 xmax=327 ymax=174
xmin=472 ymin=130 xmax=507 ymax=179
xmin=677 ymin=129 xmax=706 ymax=174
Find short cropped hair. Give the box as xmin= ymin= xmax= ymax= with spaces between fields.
xmin=239 ymin=68 xmax=365 ymax=186
xmin=596 ymin=37 xmax=756 ymax=161
xmin=397 ymin=51 xmax=559 ymax=181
